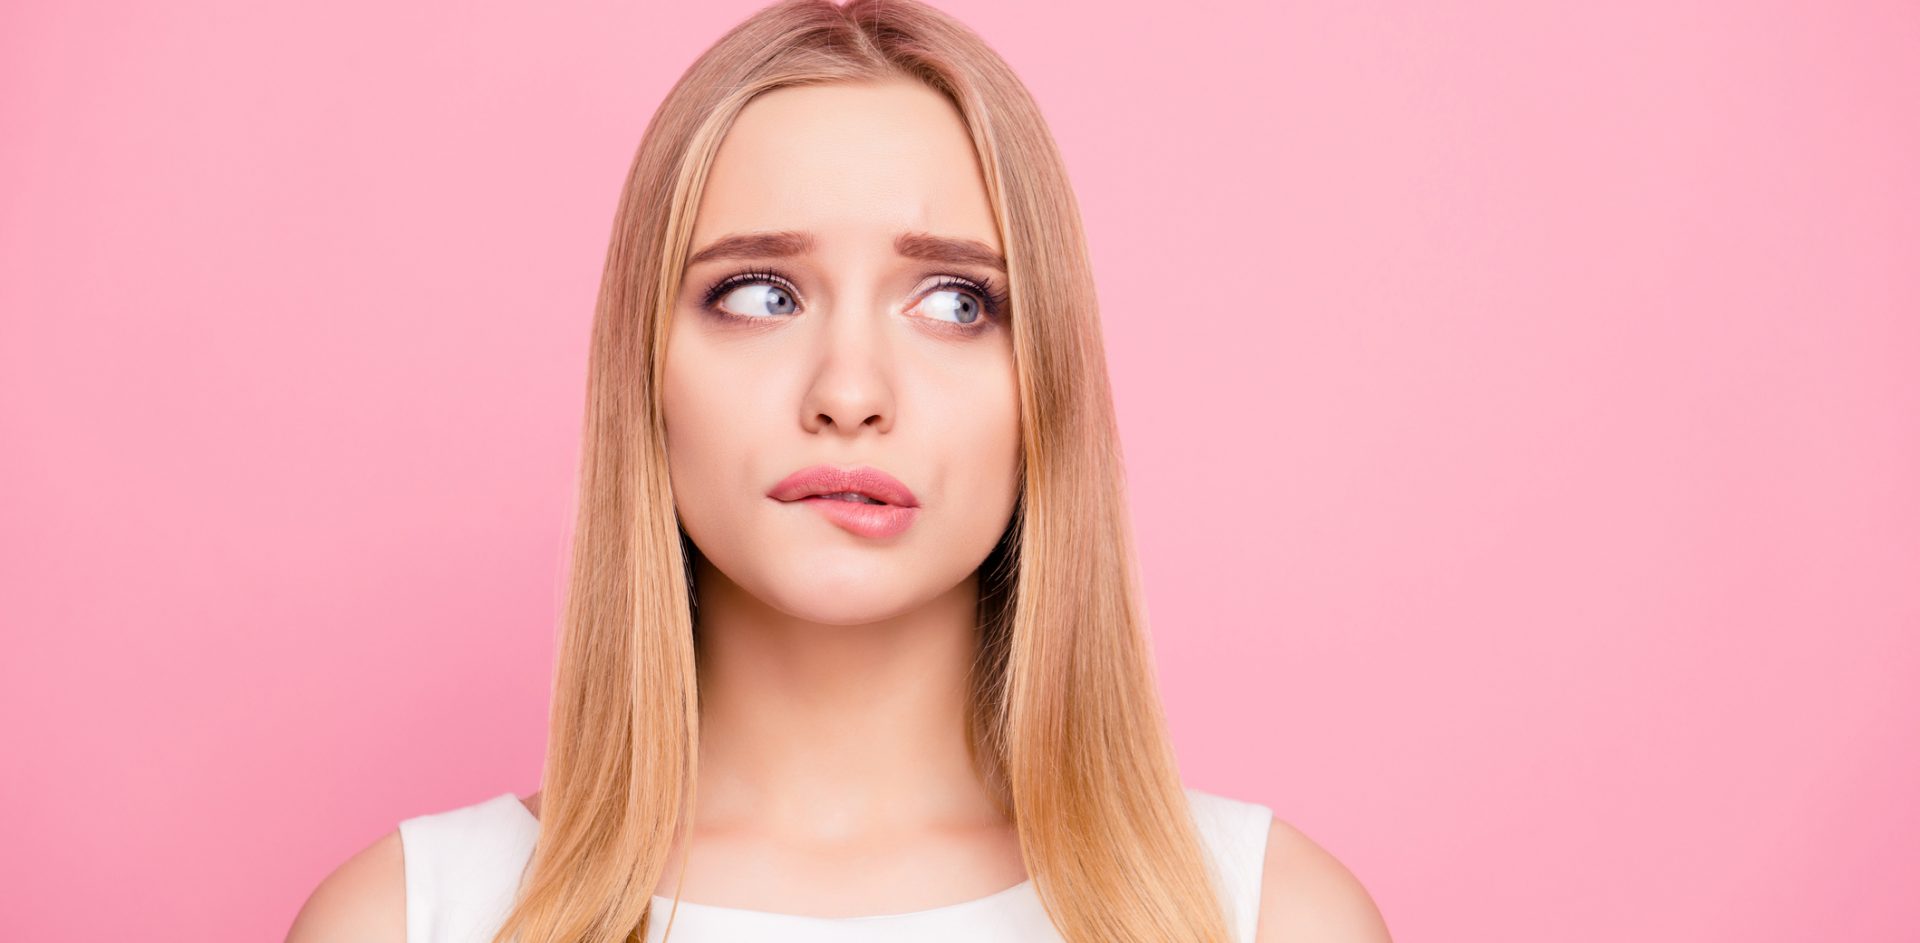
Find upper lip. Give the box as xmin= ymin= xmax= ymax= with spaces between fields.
xmin=768 ymin=464 xmax=920 ymax=507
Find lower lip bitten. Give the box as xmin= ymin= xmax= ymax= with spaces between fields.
xmin=787 ymin=495 xmax=919 ymax=538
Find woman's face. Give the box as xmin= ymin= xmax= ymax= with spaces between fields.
xmin=662 ymin=78 xmax=1021 ymax=625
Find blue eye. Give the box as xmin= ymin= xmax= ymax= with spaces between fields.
xmin=697 ymin=268 xmax=1008 ymax=328
xmin=918 ymin=286 xmax=984 ymax=324
xmin=917 ymin=275 xmax=1008 ymax=326
xmin=709 ymin=277 xmax=798 ymax=318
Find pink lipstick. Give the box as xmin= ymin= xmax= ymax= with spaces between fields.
xmin=768 ymin=464 xmax=921 ymax=539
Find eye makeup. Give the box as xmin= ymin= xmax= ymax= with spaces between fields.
xmin=695 ymin=265 xmax=1010 ymax=330
xmin=925 ymin=274 xmax=1011 ymax=320
xmin=699 ymin=267 xmax=797 ymax=311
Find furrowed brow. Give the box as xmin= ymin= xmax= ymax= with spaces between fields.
xmin=685 ymin=230 xmax=816 ymax=267
xmin=895 ymin=231 xmax=1007 ymax=274
xmin=683 ymin=229 xmax=1007 ymax=274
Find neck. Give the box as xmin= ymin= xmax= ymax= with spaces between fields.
xmin=686 ymin=551 xmax=1002 ymax=840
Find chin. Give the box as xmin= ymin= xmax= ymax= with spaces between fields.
xmin=751 ymin=563 xmax=935 ymax=626
xmin=685 ymin=518 xmax=989 ymax=627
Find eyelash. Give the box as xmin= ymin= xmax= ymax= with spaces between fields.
xmin=698 ymin=267 xmax=1010 ymax=328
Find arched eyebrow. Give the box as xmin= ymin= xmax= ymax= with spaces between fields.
xmin=685 ymin=230 xmax=1007 ymax=274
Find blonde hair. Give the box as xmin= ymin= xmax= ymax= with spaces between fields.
xmin=492 ymin=1 xmax=1232 ymax=940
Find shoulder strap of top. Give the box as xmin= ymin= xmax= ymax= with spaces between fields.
xmin=1183 ymin=786 xmax=1276 ymax=943
xmin=397 ymin=793 xmax=539 ymax=943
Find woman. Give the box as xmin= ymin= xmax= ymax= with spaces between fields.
xmin=288 ymin=1 xmax=1390 ymax=941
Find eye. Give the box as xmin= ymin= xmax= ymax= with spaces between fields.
xmin=919 ymin=287 xmax=983 ymax=325
xmin=711 ymin=279 xmax=798 ymax=318
xmin=914 ymin=276 xmax=1007 ymax=327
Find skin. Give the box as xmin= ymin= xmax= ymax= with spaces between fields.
xmin=285 ymin=77 xmax=1390 ymax=942
xmin=647 ymin=76 xmax=1027 ymax=913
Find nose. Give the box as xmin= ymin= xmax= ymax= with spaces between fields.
xmin=798 ymin=299 xmax=896 ymax=436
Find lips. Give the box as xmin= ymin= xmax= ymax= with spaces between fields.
xmin=768 ymin=464 xmax=921 ymax=539
xmin=767 ymin=465 xmax=920 ymax=507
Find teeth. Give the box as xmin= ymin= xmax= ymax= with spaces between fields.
xmin=819 ymin=491 xmax=884 ymax=505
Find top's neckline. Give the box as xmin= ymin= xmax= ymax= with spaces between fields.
xmin=499 ymin=793 xmax=1038 ymax=923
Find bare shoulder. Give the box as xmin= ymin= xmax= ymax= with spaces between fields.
xmin=1254 ymin=816 xmax=1392 ymax=943
xmin=284 ymin=828 xmax=407 ymax=943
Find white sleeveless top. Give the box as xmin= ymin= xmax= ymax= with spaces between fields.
xmin=398 ymin=786 xmax=1274 ymax=942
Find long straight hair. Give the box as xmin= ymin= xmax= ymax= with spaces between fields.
xmin=491 ymin=1 xmax=1232 ymax=940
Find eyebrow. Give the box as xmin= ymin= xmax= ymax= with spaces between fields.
xmin=685 ymin=230 xmax=1008 ymax=274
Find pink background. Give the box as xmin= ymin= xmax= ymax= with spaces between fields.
xmin=3 ymin=1 xmax=1915 ymax=940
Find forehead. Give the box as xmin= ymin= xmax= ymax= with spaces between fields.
xmin=691 ymin=78 xmax=1001 ymax=254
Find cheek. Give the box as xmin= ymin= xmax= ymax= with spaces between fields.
xmin=661 ymin=337 xmax=759 ymax=521
xmin=661 ymin=351 xmax=707 ymax=476
xmin=941 ymin=363 xmax=1022 ymax=505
